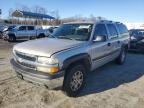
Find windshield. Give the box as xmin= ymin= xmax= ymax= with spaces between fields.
xmin=8 ymin=26 xmax=16 ymax=30
xmin=130 ymin=30 xmax=144 ymax=36
xmin=52 ymin=24 xmax=93 ymax=41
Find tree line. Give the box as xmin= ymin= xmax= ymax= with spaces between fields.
xmin=2 ymin=5 xmax=106 ymax=26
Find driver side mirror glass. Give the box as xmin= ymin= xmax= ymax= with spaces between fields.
xmin=93 ymin=35 xmax=107 ymax=42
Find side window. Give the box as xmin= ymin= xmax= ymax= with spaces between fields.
xmin=94 ymin=24 xmax=108 ymax=39
xmin=28 ymin=26 xmax=34 ymax=30
xmin=107 ymin=24 xmax=118 ymax=39
xmin=117 ymin=24 xmax=128 ymax=34
xmin=19 ymin=26 xmax=26 ymax=31
xmin=122 ymin=25 xmax=128 ymax=33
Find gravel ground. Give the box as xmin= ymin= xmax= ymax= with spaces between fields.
xmin=0 ymin=39 xmax=144 ymax=108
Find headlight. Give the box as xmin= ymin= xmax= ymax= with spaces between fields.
xmin=37 ymin=57 xmax=58 ymax=65
xmin=37 ymin=57 xmax=59 ymax=74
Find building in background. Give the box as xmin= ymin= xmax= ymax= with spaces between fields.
xmin=124 ymin=22 xmax=144 ymax=30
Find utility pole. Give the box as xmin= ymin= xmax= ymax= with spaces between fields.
xmin=0 ymin=9 xmax=1 ymax=15
xmin=0 ymin=9 xmax=1 ymax=19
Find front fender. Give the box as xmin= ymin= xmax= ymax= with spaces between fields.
xmin=62 ymin=53 xmax=92 ymax=71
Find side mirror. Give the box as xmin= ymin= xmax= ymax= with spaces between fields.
xmin=93 ymin=35 xmax=107 ymax=42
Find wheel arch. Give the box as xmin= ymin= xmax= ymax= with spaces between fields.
xmin=62 ymin=53 xmax=92 ymax=78
xmin=7 ymin=33 xmax=16 ymax=41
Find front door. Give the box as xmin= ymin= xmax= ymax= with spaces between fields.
xmin=90 ymin=24 xmax=112 ymax=70
xmin=17 ymin=26 xmax=27 ymax=39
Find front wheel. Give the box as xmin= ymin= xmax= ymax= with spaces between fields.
xmin=115 ymin=47 xmax=126 ymax=65
xmin=63 ymin=64 xmax=86 ymax=97
xmin=8 ymin=35 xmax=16 ymax=42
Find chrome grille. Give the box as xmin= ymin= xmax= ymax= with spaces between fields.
xmin=15 ymin=51 xmax=36 ymax=62
xmin=14 ymin=51 xmax=37 ymax=69
xmin=17 ymin=60 xmax=36 ymax=69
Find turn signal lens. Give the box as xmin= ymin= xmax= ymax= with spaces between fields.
xmin=37 ymin=66 xmax=59 ymax=74
xmin=48 ymin=67 xmax=59 ymax=73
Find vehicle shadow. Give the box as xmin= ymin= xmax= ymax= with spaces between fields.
xmin=15 ymin=40 xmax=27 ymax=43
xmin=79 ymin=53 xmax=144 ymax=97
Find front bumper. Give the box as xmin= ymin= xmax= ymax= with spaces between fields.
xmin=10 ymin=59 xmax=64 ymax=89
xmin=2 ymin=33 xmax=8 ymax=40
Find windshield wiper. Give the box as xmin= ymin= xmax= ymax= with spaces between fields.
xmin=57 ymin=36 xmax=73 ymax=40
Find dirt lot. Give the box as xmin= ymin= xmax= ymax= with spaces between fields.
xmin=0 ymin=39 xmax=144 ymax=108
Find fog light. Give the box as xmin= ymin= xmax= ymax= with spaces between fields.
xmin=37 ymin=66 xmax=59 ymax=74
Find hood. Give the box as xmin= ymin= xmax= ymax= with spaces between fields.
xmin=14 ymin=38 xmax=85 ymax=57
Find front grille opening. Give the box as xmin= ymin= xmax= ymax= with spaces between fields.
xmin=17 ymin=60 xmax=36 ymax=69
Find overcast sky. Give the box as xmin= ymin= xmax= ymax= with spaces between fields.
xmin=0 ymin=0 xmax=144 ymax=22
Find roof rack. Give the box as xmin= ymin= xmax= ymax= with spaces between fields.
xmin=99 ymin=20 xmax=111 ymax=22
xmin=100 ymin=20 xmax=123 ymax=24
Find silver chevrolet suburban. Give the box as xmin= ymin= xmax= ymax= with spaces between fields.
xmin=11 ymin=20 xmax=130 ymax=97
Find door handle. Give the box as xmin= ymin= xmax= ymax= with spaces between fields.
xmin=107 ymin=43 xmax=111 ymax=46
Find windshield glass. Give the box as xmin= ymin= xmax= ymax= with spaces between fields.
xmin=8 ymin=26 xmax=16 ymax=30
xmin=130 ymin=30 xmax=144 ymax=36
xmin=52 ymin=24 xmax=93 ymax=41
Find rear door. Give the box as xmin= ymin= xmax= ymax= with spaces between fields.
xmin=106 ymin=24 xmax=121 ymax=58
xmin=116 ymin=23 xmax=130 ymax=48
xmin=27 ymin=26 xmax=36 ymax=37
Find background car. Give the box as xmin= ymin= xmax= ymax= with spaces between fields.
xmin=129 ymin=29 xmax=144 ymax=42
xmin=0 ymin=25 xmax=7 ymax=39
xmin=129 ymin=29 xmax=144 ymax=52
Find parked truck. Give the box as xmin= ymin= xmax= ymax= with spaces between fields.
xmin=3 ymin=25 xmax=50 ymax=42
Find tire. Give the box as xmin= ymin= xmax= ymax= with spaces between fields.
xmin=115 ymin=47 xmax=126 ymax=65
xmin=37 ymin=34 xmax=45 ymax=38
xmin=8 ymin=35 xmax=16 ymax=42
xmin=63 ymin=64 xmax=86 ymax=97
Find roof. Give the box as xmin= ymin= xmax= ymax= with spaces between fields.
xmin=12 ymin=10 xmax=55 ymax=19
xmin=64 ymin=21 xmax=95 ymax=24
